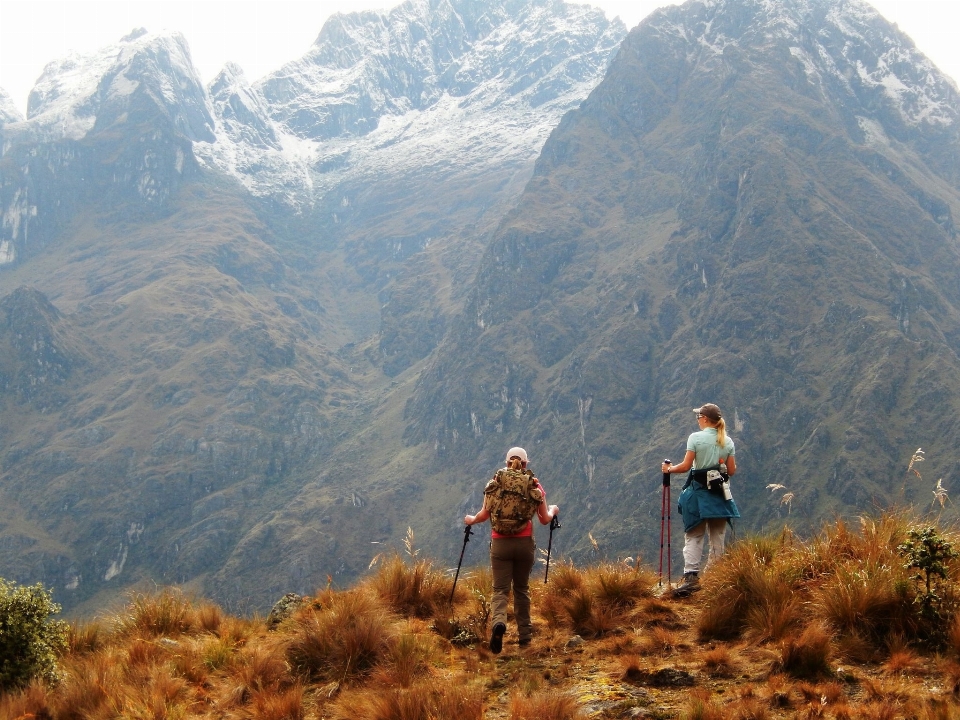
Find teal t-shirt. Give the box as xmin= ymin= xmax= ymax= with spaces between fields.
xmin=686 ymin=428 xmax=735 ymax=469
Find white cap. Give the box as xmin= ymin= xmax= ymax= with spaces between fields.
xmin=505 ymin=447 xmax=528 ymax=463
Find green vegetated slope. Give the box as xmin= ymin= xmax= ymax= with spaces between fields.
xmin=0 ymin=180 xmax=372 ymax=614
xmin=371 ymin=1 xmax=960 ymax=569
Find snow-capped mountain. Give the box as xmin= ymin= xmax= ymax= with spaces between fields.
xmin=12 ymin=27 xmax=213 ymax=145
xmin=0 ymin=89 xmax=22 ymax=126
xmin=0 ymin=29 xmax=213 ymax=264
xmin=196 ymin=0 xmax=627 ymax=206
xmin=638 ymin=0 xmax=960 ymax=169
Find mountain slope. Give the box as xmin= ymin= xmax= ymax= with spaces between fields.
xmin=0 ymin=2 xmax=626 ymax=612
xmin=375 ymin=0 xmax=960 ymax=565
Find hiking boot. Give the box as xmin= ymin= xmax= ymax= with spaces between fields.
xmin=672 ymin=572 xmax=700 ymax=598
xmin=518 ymin=637 xmax=531 ymax=648
xmin=490 ymin=622 xmax=506 ymax=654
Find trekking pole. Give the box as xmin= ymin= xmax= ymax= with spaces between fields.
xmin=544 ymin=513 xmax=561 ymax=583
xmin=659 ymin=459 xmax=671 ymax=587
xmin=449 ymin=524 xmax=473 ymax=605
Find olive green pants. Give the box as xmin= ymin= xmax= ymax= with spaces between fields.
xmin=490 ymin=535 xmax=536 ymax=642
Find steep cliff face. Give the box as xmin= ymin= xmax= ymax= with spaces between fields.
xmin=394 ymin=0 xmax=960 ymax=562
xmin=196 ymin=0 xmax=626 ymax=374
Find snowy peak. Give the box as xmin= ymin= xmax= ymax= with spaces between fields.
xmin=0 ymin=89 xmax=23 ymax=125
xmin=649 ymin=0 xmax=959 ymax=130
xmin=209 ymin=63 xmax=279 ymax=150
xmin=257 ymin=0 xmax=625 ymax=140
xmin=21 ymin=29 xmax=214 ymax=142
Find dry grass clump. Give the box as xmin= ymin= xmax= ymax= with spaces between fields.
xmin=66 ymin=620 xmax=106 ymax=655
xmin=373 ymin=622 xmax=441 ymax=688
xmin=636 ymin=624 xmax=683 ymax=656
xmin=284 ymin=588 xmax=393 ymax=684
xmin=697 ymin=512 xmax=958 ymax=661
xmin=114 ymin=588 xmax=204 ymax=638
xmin=697 ymin=533 xmax=804 ymax=641
xmin=540 ymin=561 xmax=655 ymax=637
xmin=777 ymin=622 xmax=833 ymax=679
xmin=367 ymin=552 xmax=450 ymax=618
xmin=328 ymin=680 xmax=484 ymax=720
xmin=680 ymin=688 xmax=726 ymax=720
xmin=700 ymin=645 xmax=737 ymax=676
xmin=509 ymin=690 xmax=585 ymax=719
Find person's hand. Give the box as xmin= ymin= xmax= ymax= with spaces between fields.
xmin=661 ymin=462 xmax=671 ymax=473
xmin=464 ymin=515 xmax=475 ymax=525
xmin=549 ymin=505 xmax=559 ymax=518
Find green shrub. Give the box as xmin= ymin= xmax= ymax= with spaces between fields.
xmin=0 ymin=578 xmax=68 ymax=692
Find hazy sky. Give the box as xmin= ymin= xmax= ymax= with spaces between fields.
xmin=0 ymin=0 xmax=958 ymax=117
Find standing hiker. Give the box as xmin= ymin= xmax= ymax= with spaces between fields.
xmin=661 ymin=403 xmax=738 ymax=597
xmin=464 ymin=446 xmax=559 ymax=653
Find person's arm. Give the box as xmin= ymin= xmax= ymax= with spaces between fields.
xmin=537 ymin=500 xmax=559 ymax=525
xmin=465 ymin=506 xmax=490 ymax=525
xmin=662 ymin=450 xmax=695 ymax=475
xmin=724 ymin=455 xmax=736 ymax=476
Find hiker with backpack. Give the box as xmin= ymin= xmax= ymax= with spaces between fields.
xmin=661 ymin=403 xmax=739 ymax=598
xmin=464 ymin=446 xmax=559 ymax=654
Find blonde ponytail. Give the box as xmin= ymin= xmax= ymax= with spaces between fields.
xmin=507 ymin=456 xmax=524 ymax=471
xmin=715 ymin=417 xmax=727 ymax=448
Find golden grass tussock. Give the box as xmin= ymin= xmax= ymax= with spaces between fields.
xmin=777 ymin=621 xmax=833 ymax=679
xmin=367 ymin=552 xmax=451 ymax=619
xmin=0 ymin=679 xmax=52 ymax=720
xmin=372 ymin=622 xmax=442 ymax=688
xmin=328 ymin=680 xmax=484 ymax=720
xmin=696 ymin=534 xmax=802 ymax=641
xmin=700 ymin=644 xmax=736 ymax=676
xmin=284 ymin=588 xmax=393 ymax=684
xmin=539 ymin=561 xmax=655 ymax=637
xmin=509 ymin=690 xmax=585 ymax=720
xmin=114 ymin=588 xmax=202 ymax=638
xmin=66 ymin=619 xmax=106 ymax=655
xmin=636 ymin=624 xmax=682 ymax=657
xmin=680 ymin=688 xmax=726 ymax=720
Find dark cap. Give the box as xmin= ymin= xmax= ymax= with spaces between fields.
xmin=693 ymin=403 xmax=722 ymax=421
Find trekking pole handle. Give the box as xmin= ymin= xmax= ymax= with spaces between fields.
xmin=550 ymin=513 xmax=561 ymax=530
xmin=662 ymin=459 xmax=671 ymax=487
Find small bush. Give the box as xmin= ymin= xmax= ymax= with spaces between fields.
xmin=0 ymin=578 xmax=68 ymax=691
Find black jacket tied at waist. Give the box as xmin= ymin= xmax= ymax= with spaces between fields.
xmin=687 ymin=466 xmax=729 ymax=495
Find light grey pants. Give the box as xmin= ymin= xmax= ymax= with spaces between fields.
xmin=490 ymin=535 xmax=536 ymax=642
xmin=682 ymin=518 xmax=728 ymax=574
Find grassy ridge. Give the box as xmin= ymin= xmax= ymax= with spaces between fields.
xmin=5 ymin=513 xmax=960 ymax=718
